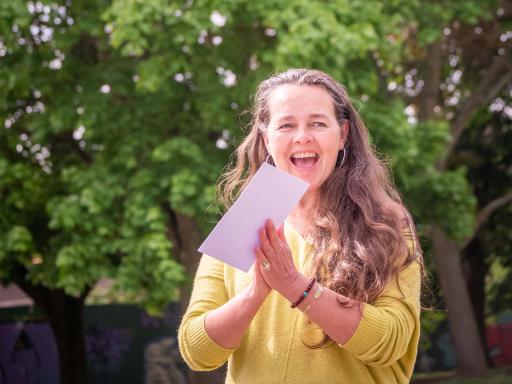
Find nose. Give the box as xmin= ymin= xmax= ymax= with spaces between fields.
xmin=294 ymin=125 xmax=312 ymax=144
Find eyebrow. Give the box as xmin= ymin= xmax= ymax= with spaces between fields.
xmin=276 ymin=113 xmax=330 ymax=121
xmin=309 ymin=113 xmax=330 ymax=119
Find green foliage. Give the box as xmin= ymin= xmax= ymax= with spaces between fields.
xmin=413 ymin=369 xmax=512 ymax=383
xmin=419 ymin=310 xmax=446 ymax=352
xmin=364 ymin=99 xmax=420 ymax=175
xmin=437 ymin=369 xmax=512 ymax=384
xmin=486 ymin=257 xmax=512 ymax=317
xmin=0 ymin=0 xmax=502 ymax=315
xmin=413 ymin=168 xmax=477 ymax=242
xmin=114 ymin=231 xmax=185 ymax=315
xmin=388 ymin=0 xmax=500 ymax=45
xmin=5 ymin=226 xmax=33 ymax=254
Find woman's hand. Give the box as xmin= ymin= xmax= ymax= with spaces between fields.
xmin=202 ymin=257 xmax=272 ymax=350
xmin=249 ymin=259 xmax=272 ymax=301
xmin=255 ymin=219 xmax=300 ymax=295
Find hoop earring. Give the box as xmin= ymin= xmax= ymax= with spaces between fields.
xmin=265 ymin=155 xmax=275 ymax=166
xmin=336 ymin=148 xmax=347 ymax=167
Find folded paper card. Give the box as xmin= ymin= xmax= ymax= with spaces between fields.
xmin=198 ymin=163 xmax=310 ymax=272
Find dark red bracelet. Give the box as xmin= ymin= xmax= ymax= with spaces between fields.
xmin=291 ymin=277 xmax=316 ymax=308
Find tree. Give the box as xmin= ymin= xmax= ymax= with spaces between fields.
xmin=406 ymin=4 xmax=512 ymax=374
xmin=0 ymin=1 xmax=223 ymax=382
xmin=1 ymin=0 xmax=509 ymax=382
xmin=457 ymin=90 xmax=512 ymax=364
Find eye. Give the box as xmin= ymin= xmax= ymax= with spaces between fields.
xmin=312 ymin=121 xmax=327 ymax=128
xmin=277 ymin=123 xmax=294 ymax=130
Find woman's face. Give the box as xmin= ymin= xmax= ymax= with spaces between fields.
xmin=264 ymin=84 xmax=348 ymax=193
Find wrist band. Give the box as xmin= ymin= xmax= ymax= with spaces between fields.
xmin=313 ymin=284 xmax=325 ymax=300
xmin=301 ymin=285 xmax=324 ymax=315
xmin=291 ymin=277 xmax=316 ymax=309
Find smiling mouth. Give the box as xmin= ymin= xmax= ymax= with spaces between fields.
xmin=290 ymin=152 xmax=319 ymax=169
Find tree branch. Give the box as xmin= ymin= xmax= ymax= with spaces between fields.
xmin=161 ymin=202 xmax=182 ymax=250
xmin=463 ymin=190 xmax=512 ymax=248
xmin=417 ymin=41 xmax=443 ymax=122
xmin=369 ymin=52 xmax=392 ymax=99
xmin=438 ymin=55 xmax=512 ymax=170
xmin=51 ymin=131 xmax=93 ymax=165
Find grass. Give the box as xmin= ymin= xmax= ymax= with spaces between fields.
xmin=412 ymin=368 xmax=512 ymax=383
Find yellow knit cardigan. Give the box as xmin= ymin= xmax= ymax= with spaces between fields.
xmin=178 ymin=222 xmax=421 ymax=384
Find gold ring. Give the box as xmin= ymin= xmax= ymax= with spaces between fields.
xmin=262 ymin=260 xmax=271 ymax=271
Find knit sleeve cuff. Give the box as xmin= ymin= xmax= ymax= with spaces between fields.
xmin=185 ymin=312 xmax=237 ymax=368
xmin=339 ymin=303 xmax=389 ymax=356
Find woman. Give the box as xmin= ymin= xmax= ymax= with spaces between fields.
xmin=178 ymin=69 xmax=423 ymax=383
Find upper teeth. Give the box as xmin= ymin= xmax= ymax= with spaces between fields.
xmin=291 ymin=152 xmax=318 ymax=159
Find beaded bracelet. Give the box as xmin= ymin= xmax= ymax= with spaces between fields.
xmin=291 ymin=277 xmax=316 ymax=309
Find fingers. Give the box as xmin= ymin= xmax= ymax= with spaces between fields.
xmin=265 ymin=220 xmax=282 ymax=250
xmin=260 ymin=220 xmax=292 ymax=261
xmin=274 ymin=224 xmax=292 ymax=257
xmin=255 ymin=246 xmax=272 ymax=279
xmin=254 ymin=245 xmax=265 ymax=265
xmin=276 ymin=225 xmax=286 ymax=243
xmin=259 ymin=224 xmax=276 ymax=259
xmin=254 ymin=259 xmax=268 ymax=281
xmin=266 ymin=220 xmax=290 ymax=259
xmin=256 ymin=221 xmax=298 ymax=295
xmin=250 ymin=259 xmax=271 ymax=296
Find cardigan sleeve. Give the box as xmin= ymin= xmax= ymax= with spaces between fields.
xmin=340 ymin=260 xmax=421 ymax=367
xmin=178 ymin=254 xmax=237 ymax=371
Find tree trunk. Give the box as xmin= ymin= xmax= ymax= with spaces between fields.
xmin=175 ymin=213 xmax=205 ymax=314
xmin=14 ymin=273 xmax=89 ymax=384
xmin=431 ymin=226 xmax=489 ymax=375
xmin=463 ymin=238 xmax=493 ymax=367
xmin=415 ymin=39 xmax=491 ymax=374
xmin=173 ymin=213 xmax=226 ymax=384
xmin=417 ymin=41 xmax=442 ymax=122
xmin=45 ymin=292 xmax=88 ymax=384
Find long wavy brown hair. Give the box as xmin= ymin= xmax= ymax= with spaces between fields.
xmin=218 ymin=68 xmax=423 ymax=307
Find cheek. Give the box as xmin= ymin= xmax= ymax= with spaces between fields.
xmin=267 ymin=135 xmax=287 ymax=155
xmin=320 ymin=137 xmax=342 ymax=168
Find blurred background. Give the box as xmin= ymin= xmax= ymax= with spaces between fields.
xmin=0 ymin=0 xmax=511 ymax=383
